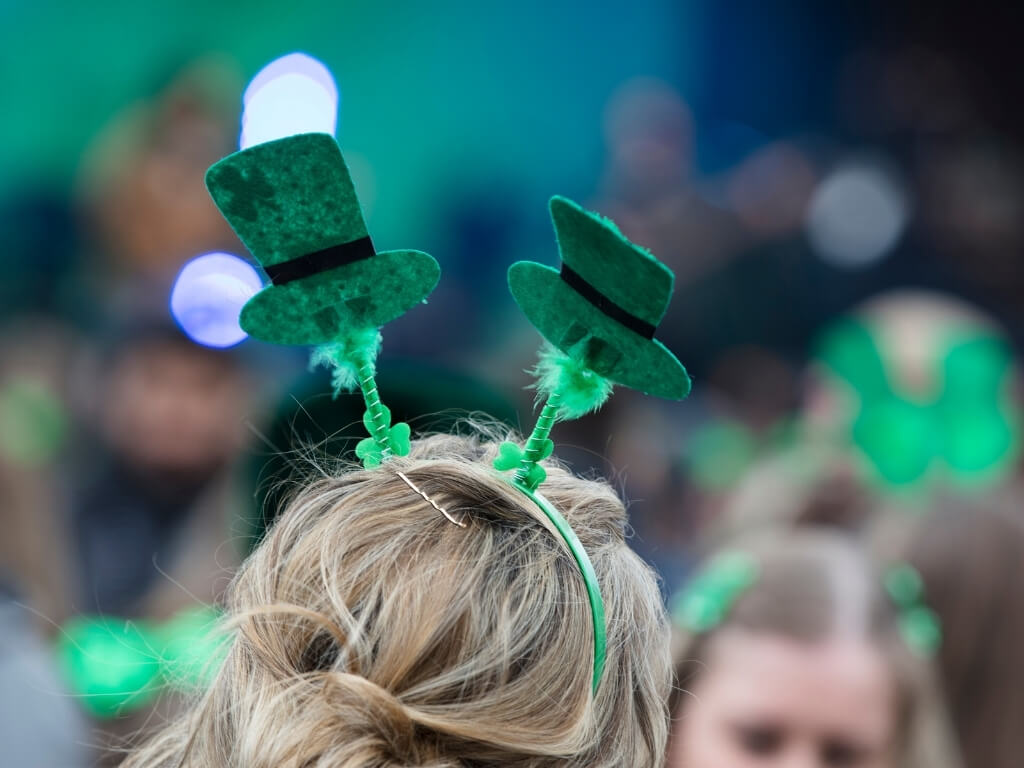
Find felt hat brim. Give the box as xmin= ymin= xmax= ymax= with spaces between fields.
xmin=509 ymin=261 xmax=690 ymax=399
xmin=240 ymin=249 xmax=440 ymax=345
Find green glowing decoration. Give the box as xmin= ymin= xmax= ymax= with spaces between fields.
xmin=157 ymin=606 xmax=230 ymax=689
xmin=685 ymin=420 xmax=759 ymax=492
xmin=816 ymin=320 xmax=1019 ymax=488
xmin=56 ymin=606 xmax=226 ymax=719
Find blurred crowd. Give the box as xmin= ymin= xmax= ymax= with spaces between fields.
xmin=2 ymin=5 xmax=1023 ymax=766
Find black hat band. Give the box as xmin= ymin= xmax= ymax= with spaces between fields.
xmin=560 ymin=264 xmax=657 ymax=340
xmin=264 ymin=236 xmax=376 ymax=286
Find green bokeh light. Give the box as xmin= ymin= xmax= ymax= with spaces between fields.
xmin=0 ymin=376 xmax=68 ymax=466
xmin=816 ymin=320 xmax=1020 ymax=490
xmin=57 ymin=607 xmax=228 ymax=719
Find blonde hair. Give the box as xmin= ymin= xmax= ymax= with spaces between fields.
xmin=123 ymin=433 xmax=671 ymax=767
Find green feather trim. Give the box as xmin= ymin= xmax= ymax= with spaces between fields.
xmin=310 ymin=326 xmax=382 ymax=397
xmin=532 ymin=343 xmax=613 ymax=420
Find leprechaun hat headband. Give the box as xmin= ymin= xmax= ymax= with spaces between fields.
xmin=508 ymin=196 xmax=690 ymax=400
xmin=495 ymin=196 xmax=691 ymax=690
xmin=207 ymin=132 xmax=439 ymax=465
xmin=203 ymin=128 xmax=690 ymax=693
xmin=205 ymin=132 xmax=439 ymax=345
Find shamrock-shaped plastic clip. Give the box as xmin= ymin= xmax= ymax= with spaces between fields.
xmin=355 ymin=406 xmax=411 ymax=468
xmin=493 ymin=438 xmax=554 ymax=491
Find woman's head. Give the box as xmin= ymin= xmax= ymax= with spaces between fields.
xmin=668 ymin=530 xmax=949 ymax=768
xmin=125 ymin=432 xmax=671 ymax=767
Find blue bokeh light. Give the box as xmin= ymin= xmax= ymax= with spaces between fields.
xmin=240 ymin=52 xmax=339 ymax=149
xmin=170 ymin=253 xmax=264 ymax=348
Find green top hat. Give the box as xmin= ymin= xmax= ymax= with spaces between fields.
xmin=205 ymin=132 xmax=439 ymax=345
xmin=508 ymin=196 xmax=690 ymax=399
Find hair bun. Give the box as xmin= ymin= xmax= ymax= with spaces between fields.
xmin=319 ymin=671 xmax=417 ymax=758
xmin=209 ymin=666 xmax=448 ymax=767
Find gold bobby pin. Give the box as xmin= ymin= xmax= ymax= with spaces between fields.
xmin=397 ymin=471 xmax=466 ymax=528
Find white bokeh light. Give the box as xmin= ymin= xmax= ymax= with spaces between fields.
xmin=806 ymin=162 xmax=909 ymax=268
xmin=243 ymin=52 xmax=338 ymax=107
xmin=170 ymin=253 xmax=264 ymax=348
xmin=240 ymin=53 xmax=339 ymax=150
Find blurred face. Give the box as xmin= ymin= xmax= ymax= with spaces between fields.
xmin=670 ymin=630 xmax=898 ymax=768
xmin=103 ymin=340 xmax=247 ymax=475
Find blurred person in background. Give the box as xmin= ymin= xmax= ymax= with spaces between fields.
xmin=667 ymin=529 xmax=958 ymax=768
xmin=0 ymin=303 xmax=258 ymax=763
xmin=873 ymin=493 xmax=1024 ymax=768
xmin=0 ymin=321 xmax=91 ymax=767
xmin=594 ymin=77 xmax=714 ymax=281
xmin=0 ymin=55 xmax=259 ymax=763
xmin=58 ymin=54 xmax=252 ymax=620
xmin=0 ymin=581 xmax=90 ymax=768
xmin=58 ymin=309 xmax=255 ymax=764
xmin=586 ymin=76 xmax=821 ymax=593
xmin=67 ymin=310 xmax=251 ymax=619
xmin=711 ymin=290 xmax=1022 ymax=542
xmin=0 ymin=314 xmax=247 ymax=763
xmin=75 ymin=56 xmax=240 ymax=289
xmin=0 ymin=318 xmax=80 ymax=625
xmin=0 ymin=52 xmax=253 ymax=606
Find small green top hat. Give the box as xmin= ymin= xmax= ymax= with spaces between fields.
xmin=508 ymin=196 xmax=690 ymax=399
xmin=205 ymin=132 xmax=439 ymax=345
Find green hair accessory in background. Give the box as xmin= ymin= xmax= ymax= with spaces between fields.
xmin=670 ymin=550 xmax=759 ymax=632
xmin=816 ymin=319 xmax=1019 ymax=489
xmin=884 ymin=563 xmax=942 ymax=657
xmin=0 ymin=375 xmax=68 ymax=466
xmin=56 ymin=606 xmax=227 ymax=719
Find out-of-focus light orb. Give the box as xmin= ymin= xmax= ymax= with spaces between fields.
xmin=240 ymin=53 xmax=338 ymax=149
xmin=806 ymin=162 xmax=909 ymax=268
xmin=243 ymin=52 xmax=338 ymax=108
xmin=170 ymin=253 xmax=263 ymax=348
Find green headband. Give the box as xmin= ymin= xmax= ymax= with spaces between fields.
xmin=206 ymin=136 xmax=690 ymax=695
xmin=491 ymin=367 xmax=610 ymax=692
xmin=516 ymin=483 xmax=607 ymax=691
